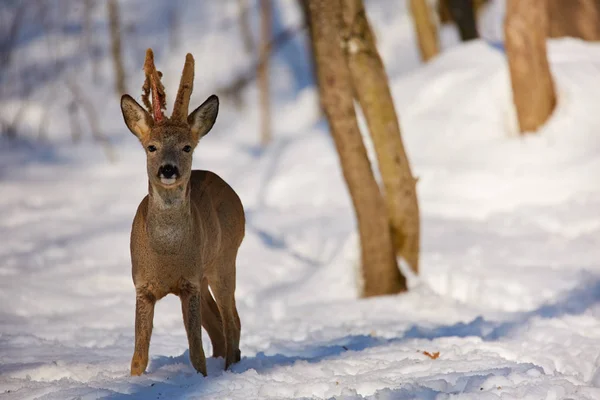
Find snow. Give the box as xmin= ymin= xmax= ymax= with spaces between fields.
xmin=2 ymin=0 xmax=600 ymax=399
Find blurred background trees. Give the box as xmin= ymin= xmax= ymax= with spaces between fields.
xmin=4 ymin=0 xmax=597 ymax=144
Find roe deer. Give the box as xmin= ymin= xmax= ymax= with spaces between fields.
xmin=120 ymin=49 xmax=245 ymax=376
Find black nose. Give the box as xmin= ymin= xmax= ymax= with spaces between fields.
xmin=159 ymin=164 xmax=179 ymax=179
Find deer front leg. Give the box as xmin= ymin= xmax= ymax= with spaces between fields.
xmin=131 ymin=288 xmax=156 ymax=376
xmin=180 ymin=280 xmax=207 ymax=376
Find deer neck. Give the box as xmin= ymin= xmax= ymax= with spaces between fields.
xmin=146 ymin=180 xmax=195 ymax=254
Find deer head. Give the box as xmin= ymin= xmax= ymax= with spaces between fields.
xmin=121 ymin=49 xmax=219 ymax=188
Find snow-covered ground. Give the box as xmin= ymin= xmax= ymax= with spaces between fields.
xmin=2 ymin=1 xmax=600 ymax=398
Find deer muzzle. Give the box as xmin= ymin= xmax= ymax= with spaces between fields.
xmin=158 ymin=164 xmax=180 ymax=185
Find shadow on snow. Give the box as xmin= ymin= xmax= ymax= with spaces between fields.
xmin=104 ymin=273 xmax=600 ymax=399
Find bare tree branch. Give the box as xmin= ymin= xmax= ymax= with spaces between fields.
xmin=107 ymin=0 xmax=127 ymax=97
xmin=259 ymin=0 xmax=272 ymax=146
xmin=66 ymin=78 xmax=117 ymax=162
xmin=218 ymin=23 xmax=306 ymax=102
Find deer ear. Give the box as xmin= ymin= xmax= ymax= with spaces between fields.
xmin=121 ymin=94 xmax=153 ymax=140
xmin=188 ymin=95 xmax=219 ymax=143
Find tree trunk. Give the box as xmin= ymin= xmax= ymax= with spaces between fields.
xmin=0 ymin=2 xmax=27 ymax=69
xmin=447 ymin=0 xmax=479 ymax=41
xmin=438 ymin=0 xmax=488 ymax=25
xmin=238 ymin=0 xmax=255 ymax=53
xmin=259 ymin=0 xmax=272 ymax=146
xmin=341 ymin=0 xmax=420 ymax=275
xmin=83 ymin=0 xmax=100 ymax=83
xmin=505 ymin=0 xmax=556 ymax=134
xmin=409 ymin=0 xmax=439 ymax=62
xmin=167 ymin=2 xmax=181 ymax=50
xmin=305 ymin=0 xmax=406 ymax=297
xmin=107 ymin=0 xmax=126 ymax=97
xmin=548 ymin=0 xmax=600 ymax=41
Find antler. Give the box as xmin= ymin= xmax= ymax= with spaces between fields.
xmin=171 ymin=53 xmax=195 ymax=123
xmin=142 ymin=49 xmax=166 ymax=123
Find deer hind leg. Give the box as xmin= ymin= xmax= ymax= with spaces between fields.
xmin=233 ymin=301 xmax=241 ymax=363
xmin=201 ymin=278 xmax=226 ymax=359
xmin=131 ymin=287 xmax=156 ymax=376
xmin=209 ymin=256 xmax=241 ymax=369
xmin=179 ymin=279 xmax=207 ymax=376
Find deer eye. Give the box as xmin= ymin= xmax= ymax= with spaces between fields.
xmin=147 ymin=145 xmax=157 ymax=152
xmin=183 ymin=145 xmax=192 ymax=153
